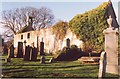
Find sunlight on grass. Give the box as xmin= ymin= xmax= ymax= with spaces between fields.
xmin=1 ymin=55 xmax=119 ymax=78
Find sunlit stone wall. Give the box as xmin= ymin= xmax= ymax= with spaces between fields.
xmin=14 ymin=27 xmax=83 ymax=54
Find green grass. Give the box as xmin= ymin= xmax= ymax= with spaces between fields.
xmin=1 ymin=55 xmax=119 ymax=78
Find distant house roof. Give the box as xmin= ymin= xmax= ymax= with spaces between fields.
xmin=17 ymin=25 xmax=34 ymax=34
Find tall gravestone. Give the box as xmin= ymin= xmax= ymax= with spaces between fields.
xmin=17 ymin=42 xmax=23 ymax=58
xmin=66 ymin=38 xmax=70 ymax=49
xmin=98 ymin=52 xmax=106 ymax=78
xmin=103 ymin=15 xmax=119 ymax=74
xmin=3 ymin=44 xmax=8 ymax=54
xmin=40 ymin=38 xmax=44 ymax=56
xmin=0 ymin=39 xmax=4 ymax=54
xmin=8 ymin=45 xmax=14 ymax=58
xmin=2 ymin=39 xmax=4 ymax=46
xmin=23 ymin=40 xmax=27 ymax=56
xmin=24 ymin=45 xmax=31 ymax=61
xmin=31 ymin=47 xmax=38 ymax=61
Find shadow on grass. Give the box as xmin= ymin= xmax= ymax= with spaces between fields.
xmin=3 ymin=69 xmax=33 ymax=73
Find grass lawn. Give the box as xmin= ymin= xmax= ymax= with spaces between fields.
xmin=1 ymin=55 xmax=119 ymax=78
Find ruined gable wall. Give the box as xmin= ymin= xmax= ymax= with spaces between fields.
xmin=62 ymin=29 xmax=83 ymax=49
xmin=38 ymin=28 xmax=56 ymax=53
xmin=14 ymin=31 xmax=39 ymax=48
xmin=14 ymin=27 xmax=83 ymax=54
xmin=38 ymin=27 xmax=83 ymax=54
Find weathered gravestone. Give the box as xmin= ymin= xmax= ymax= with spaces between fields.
xmin=40 ymin=56 xmax=45 ymax=64
xmin=0 ymin=38 xmax=4 ymax=54
xmin=24 ymin=45 xmax=31 ymax=61
xmin=2 ymin=39 xmax=4 ymax=46
xmin=17 ymin=42 xmax=23 ymax=58
xmin=98 ymin=51 xmax=106 ymax=78
xmin=103 ymin=15 xmax=119 ymax=74
xmin=3 ymin=44 xmax=8 ymax=54
xmin=8 ymin=45 xmax=14 ymax=58
xmin=5 ymin=57 xmax=11 ymax=62
xmin=31 ymin=47 xmax=38 ymax=61
xmin=66 ymin=38 xmax=70 ymax=49
xmin=5 ymin=58 xmax=11 ymax=62
xmin=23 ymin=40 xmax=27 ymax=56
xmin=49 ymin=57 xmax=55 ymax=63
xmin=40 ymin=41 xmax=44 ymax=56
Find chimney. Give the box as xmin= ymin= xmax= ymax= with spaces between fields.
xmin=26 ymin=12 xmax=34 ymax=26
xmin=29 ymin=16 xmax=33 ymax=27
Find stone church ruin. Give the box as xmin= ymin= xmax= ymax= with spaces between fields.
xmin=14 ymin=18 xmax=83 ymax=55
xmin=12 ymin=1 xmax=120 ymax=76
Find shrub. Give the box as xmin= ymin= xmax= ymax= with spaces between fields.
xmin=54 ymin=45 xmax=82 ymax=61
xmin=52 ymin=21 xmax=68 ymax=40
xmin=70 ymin=45 xmax=78 ymax=49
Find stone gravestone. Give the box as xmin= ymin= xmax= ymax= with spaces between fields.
xmin=40 ymin=56 xmax=45 ymax=64
xmin=8 ymin=45 xmax=14 ymax=58
xmin=66 ymin=38 xmax=70 ymax=49
xmin=24 ymin=45 xmax=31 ymax=61
xmin=2 ymin=39 xmax=4 ymax=46
xmin=3 ymin=44 xmax=8 ymax=54
xmin=0 ymin=38 xmax=2 ymax=54
xmin=5 ymin=57 xmax=11 ymax=62
xmin=23 ymin=40 xmax=27 ymax=56
xmin=49 ymin=57 xmax=54 ymax=63
xmin=17 ymin=42 xmax=23 ymax=58
xmin=98 ymin=51 xmax=106 ymax=78
xmin=40 ymin=40 xmax=44 ymax=56
xmin=103 ymin=15 xmax=119 ymax=74
xmin=31 ymin=47 xmax=38 ymax=61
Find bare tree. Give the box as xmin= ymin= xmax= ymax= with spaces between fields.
xmin=37 ymin=7 xmax=54 ymax=30
xmin=1 ymin=7 xmax=54 ymax=41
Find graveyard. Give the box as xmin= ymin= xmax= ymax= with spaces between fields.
xmin=1 ymin=54 xmax=118 ymax=78
xmin=1 ymin=1 xmax=120 ymax=78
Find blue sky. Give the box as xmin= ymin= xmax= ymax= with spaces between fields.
xmin=0 ymin=1 xmax=119 ymax=34
xmin=1 ymin=2 xmax=118 ymax=22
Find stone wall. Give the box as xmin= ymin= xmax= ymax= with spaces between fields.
xmin=14 ymin=27 xmax=83 ymax=54
xmin=14 ymin=31 xmax=39 ymax=48
xmin=62 ymin=29 xmax=83 ymax=49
